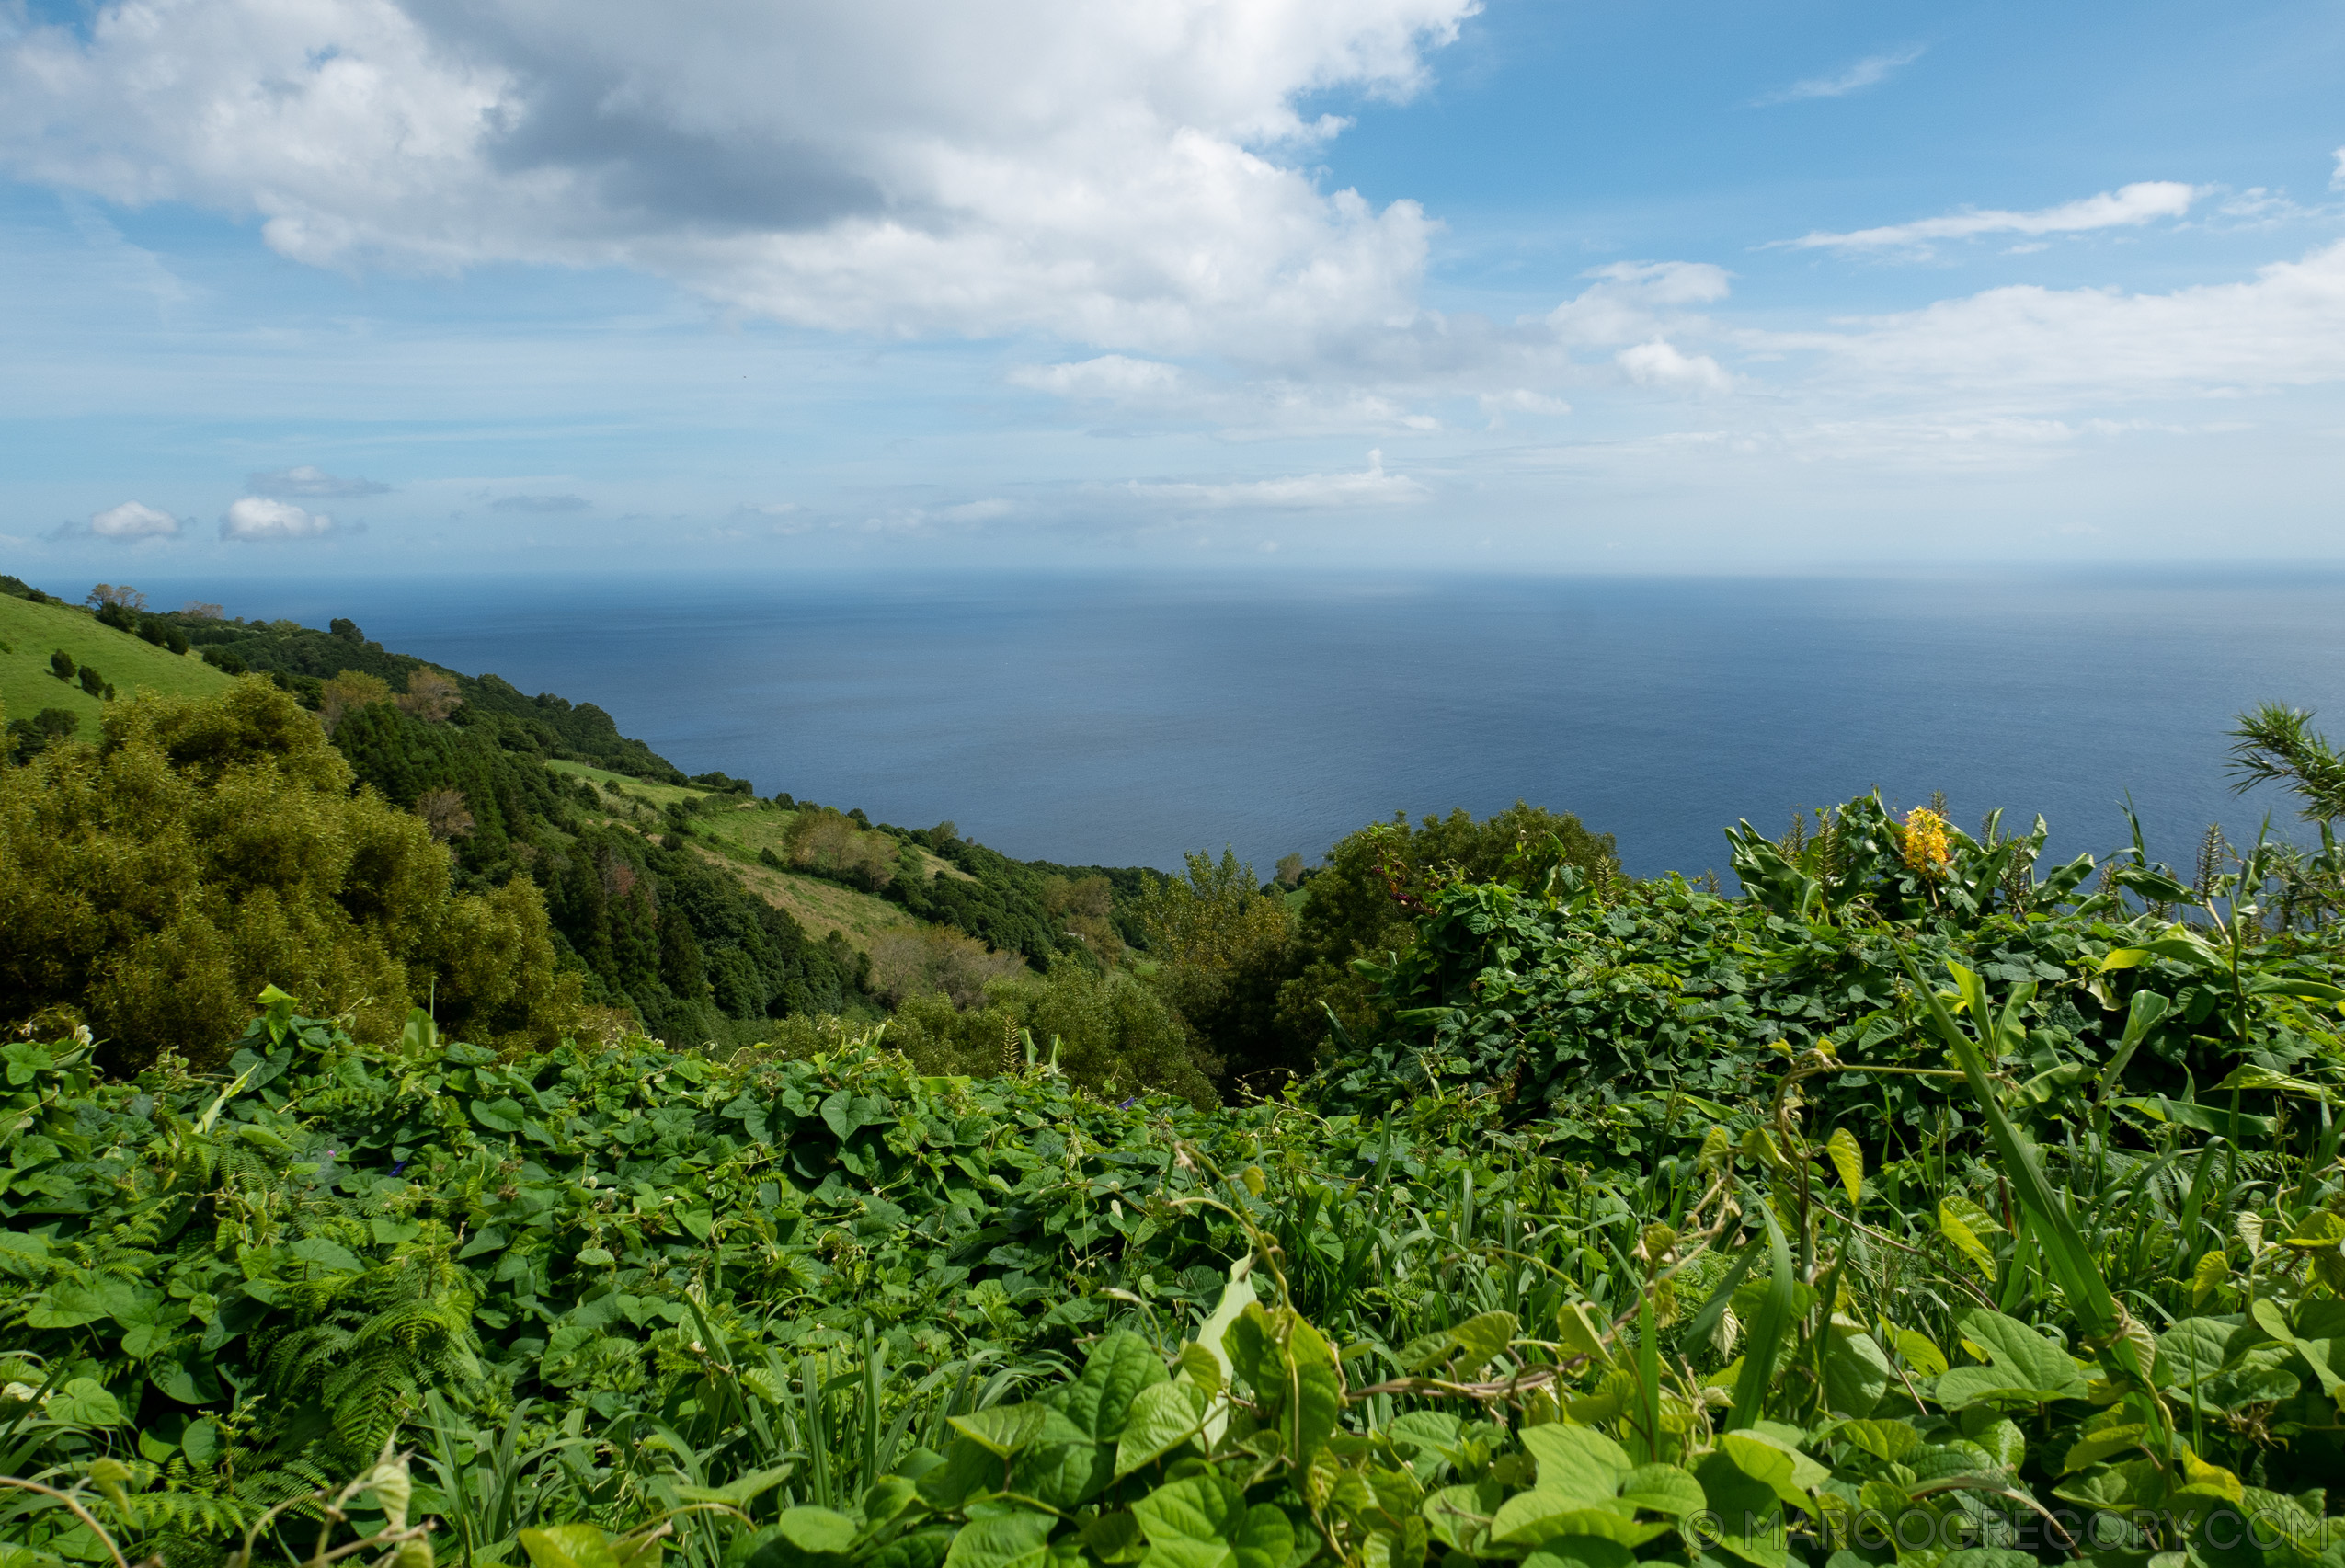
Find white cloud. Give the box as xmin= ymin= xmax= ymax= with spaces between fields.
xmin=1782 ymin=181 xmax=2202 ymax=252
xmin=1478 ymin=389 xmax=1572 ymax=416
xmin=1546 ymin=262 xmax=1731 ymax=347
xmin=1751 ymin=45 xmax=1926 ymax=106
xmin=1124 ymin=449 xmax=1426 ymax=509
xmin=2333 ymin=148 xmax=2345 ymax=189
xmin=247 ymin=464 xmax=389 ymax=498
xmin=0 ymin=0 xmax=1474 ymax=362
xmin=1011 ymin=355 xmax=1188 ymax=400
xmin=1773 ymin=238 xmax=2345 ymax=400
xmin=1616 ymin=339 xmax=1732 ymax=395
xmin=221 ymin=496 xmax=334 ymax=539
xmin=88 ymin=499 xmax=179 ymax=538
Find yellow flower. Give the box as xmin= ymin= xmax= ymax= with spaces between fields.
xmin=1902 ymin=807 xmax=1951 ymax=878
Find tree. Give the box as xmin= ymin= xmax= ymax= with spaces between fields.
xmin=6 ymin=707 xmax=79 ymax=765
xmin=318 ymin=670 xmax=393 ymax=735
xmin=329 ymin=617 xmax=364 ymax=643
xmin=1274 ymin=852 xmax=1306 ymax=888
xmin=182 ymin=601 xmax=224 ymax=619
xmin=418 ymin=786 xmax=475 ymax=841
xmin=2229 ymin=704 xmax=2345 ymax=822
xmin=1043 ymin=874 xmax=1122 ymax=961
xmin=48 ymin=649 xmax=74 ymax=681
xmin=76 ymin=665 xmax=105 ymax=698
xmin=1132 ymin=848 xmax=1296 ymax=1092
xmin=395 ymin=668 xmax=463 ymax=722
xmin=0 ymin=681 xmax=586 ymax=1066
xmin=86 ymin=584 xmax=146 ymax=612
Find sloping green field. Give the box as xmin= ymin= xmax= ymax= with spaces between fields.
xmin=546 ymin=758 xmax=940 ymax=951
xmin=0 ymin=593 xmax=234 ymax=730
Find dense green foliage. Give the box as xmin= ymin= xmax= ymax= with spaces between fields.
xmin=0 ymin=682 xmax=586 ymax=1066
xmin=8 ymin=782 xmax=2345 ymax=1568
xmin=179 ymin=614 xmax=681 ymax=784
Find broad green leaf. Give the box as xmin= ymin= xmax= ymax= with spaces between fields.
xmin=950 ymin=1402 xmax=1048 ymax=1459
xmin=1933 ymin=1310 xmax=2088 ymax=1407
xmin=286 ymin=1236 xmax=365 ymax=1275
xmin=1133 ymin=1473 xmax=1244 ymax=1545
xmin=45 ymin=1379 xmax=124 ymax=1427
xmin=774 ymin=1508 xmax=859 ymax=1555
xmin=1114 ymin=1379 xmax=1209 ymax=1477
xmin=1615 ymin=1464 xmax=1706 ymax=1517
xmin=1012 ymin=1440 xmax=1114 ymax=1511
xmin=1175 ymin=1344 xmax=1224 ymax=1402
xmin=1058 ymin=1331 xmax=1168 ymax=1441
xmin=1078 ymin=1515 xmax=1144 ymax=1566
xmin=1693 ymin=1449 xmax=1788 ymax=1568
xmin=25 ymin=1279 xmax=114 ymax=1329
xmin=1835 ymin=1420 xmax=1919 ymax=1463
xmin=1518 ymin=1423 xmax=1630 ymax=1506
xmin=942 ymin=1512 xmax=1054 ymax=1568
xmin=2062 ymin=1425 xmax=2147 ymax=1473
xmin=472 ymin=1098 xmax=526 ymax=1134
xmin=2155 ymin=1318 xmax=2253 ymax=1387
xmin=1491 ymin=1495 xmax=1664 ymax=1550
xmin=1231 ymin=1503 xmax=1296 ymax=1568
xmin=1822 ymin=1325 xmax=1892 ymax=1418
xmin=520 ymin=1525 xmax=623 ymax=1568
xmin=1447 ymin=1310 xmax=1519 ymax=1373
xmin=1968 ymin=1417 xmax=2025 ymax=1471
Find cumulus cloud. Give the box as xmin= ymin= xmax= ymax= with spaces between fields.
xmin=0 ymin=0 xmax=1473 ymax=361
xmin=247 ymin=464 xmax=391 ymax=498
xmin=1616 ymin=340 xmax=1732 ymax=395
xmin=489 ymin=494 xmax=591 ymax=513
xmin=1773 ymin=238 xmax=2345 ymax=399
xmin=88 ymin=500 xmax=179 ymax=538
xmin=1782 ymin=181 xmax=2201 ymax=252
xmin=222 ymin=497 xmax=335 ymax=539
xmin=1750 ymin=45 xmax=1926 ymax=106
xmin=1124 ymin=449 xmax=1425 ymax=509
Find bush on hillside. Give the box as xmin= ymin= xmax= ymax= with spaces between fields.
xmin=1275 ymin=800 xmax=1619 ymax=1057
xmin=868 ymin=923 xmax=1030 ymax=1008
xmin=884 ymin=958 xmax=1217 ymax=1106
xmin=0 ymin=680 xmax=587 ymax=1066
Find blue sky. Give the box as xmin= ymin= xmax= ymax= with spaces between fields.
xmin=3 ymin=0 xmax=2343 ymax=578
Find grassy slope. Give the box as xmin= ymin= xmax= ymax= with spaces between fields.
xmin=546 ymin=760 xmax=944 ymax=953
xmin=0 ymin=595 xmax=234 ymax=729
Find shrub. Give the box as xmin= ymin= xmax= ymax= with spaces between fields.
xmin=0 ymin=681 xmax=585 ymax=1065
xmin=868 ymin=924 xmax=1029 ymax=1008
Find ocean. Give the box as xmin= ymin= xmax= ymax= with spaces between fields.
xmin=131 ymin=568 xmax=2345 ymax=881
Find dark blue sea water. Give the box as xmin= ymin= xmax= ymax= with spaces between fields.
xmin=131 ymin=569 xmax=2345 ymax=880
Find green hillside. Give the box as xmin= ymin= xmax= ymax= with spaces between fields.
xmin=546 ymin=759 xmax=931 ymax=952
xmin=0 ymin=590 xmax=234 ymax=732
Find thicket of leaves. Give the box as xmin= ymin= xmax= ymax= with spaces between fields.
xmin=9 ymin=783 xmax=2345 ymax=1568
xmin=0 ymin=682 xmax=586 ymax=1067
